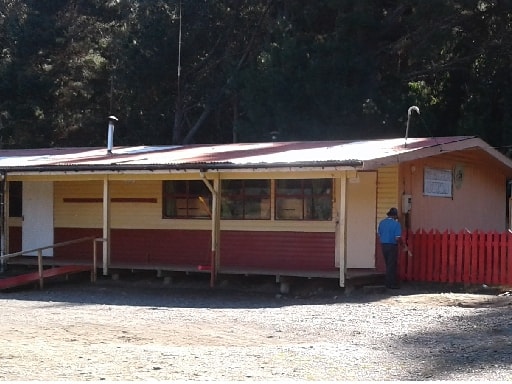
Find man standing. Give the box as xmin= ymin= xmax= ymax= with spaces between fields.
xmin=377 ymin=207 xmax=402 ymax=289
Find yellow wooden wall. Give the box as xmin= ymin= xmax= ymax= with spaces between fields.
xmin=346 ymin=171 xmax=377 ymax=268
xmin=53 ymin=176 xmax=343 ymax=233
xmin=54 ymin=180 xmax=103 ymax=228
xmin=376 ymin=166 xmax=399 ymax=226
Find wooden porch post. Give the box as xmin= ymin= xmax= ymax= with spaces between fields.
xmin=200 ymin=172 xmax=220 ymax=287
xmin=212 ymin=177 xmax=221 ymax=285
xmin=37 ymin=249 xmax=44 ymax=289
xmin=336 ymin=174 xmax=348 ymax=287
xmin=0 ymin=175 xmax=7 ymax=272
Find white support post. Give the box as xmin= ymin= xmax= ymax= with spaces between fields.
xmin=336 ymin=175 xmax=347 ymax=287
xmin=92 ymin=238 xmax=98 ymax=282
xmin=102 ymin=177 xmax=110 ymax=276
xmin=212 ymin=177 xmax=221 ymax=279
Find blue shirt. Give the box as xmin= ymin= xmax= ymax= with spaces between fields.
xmin=378 ymin=217 xmax=402 ymax=244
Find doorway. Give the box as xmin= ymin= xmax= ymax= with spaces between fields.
xmin=22 ymin=181 xmax=54 ymax=256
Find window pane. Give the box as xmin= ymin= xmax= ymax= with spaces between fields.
xmin=163 ymin=180 xmax=211 ymax=219
xmin=164 ymin=199 xmax=177 ymax=217
xmin=245 ymin=197 xmax=271 ymax=219
xmin=221 ymin=197 xmax=243 ymax=219
xmin=311 ymin=196 xmax=332 ymax=220
xmin=245 ymin=179 xmax=270 ymax=196
xmin=165 ymin=180 xmax=186 ymax=194
xmin=310 ymin=179 xmax=333 ymax=220
xmin=312 ymin=179 xmax=332 ymax=195
xmin=221 ymin=179 xmax=270 ymax=220
xmin=189 ymin=180 xmax=210 ymax=196
xmin=276 ymin=180 xmax=304 ymax=219
xmin=276 ymin=179 xmax=302 ymax=195
xmin=187 ymin=181 xmax=211 ymax=218
xmin=222 ymin=180 xmax=243 ymax=195
xmin=9 ymin=181 xmax=22 ymax=217
xmin=276 ymin=178 xmax=332 ymax=221
xmin=303 ymin=180 xmax=313 ymax=195
xmin=221 ymin=180 xmax=241 ymax=219
xmin=276 ymin=197 xmax=303 ymax=220
xmin=244 ymin=180 xmax=270 ymax=219
xmin=192 ymin=196 xmax=211 ymax=218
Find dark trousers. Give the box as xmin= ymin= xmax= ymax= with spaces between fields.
xmin=381 ymin=243 xmax=398 ymax=287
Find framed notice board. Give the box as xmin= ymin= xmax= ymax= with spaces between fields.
xmin=423 ymin=167 xmax=452 ymax=197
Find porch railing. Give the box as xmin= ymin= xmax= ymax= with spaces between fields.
xmin=0 ymin=237 xmax=106 ymax=288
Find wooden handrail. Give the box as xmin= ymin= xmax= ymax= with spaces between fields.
xmin=92 ymin=238 xmax=107 ymax=282
xmin=0 ymin=237 xmax=97 ymax=261
xmin=0 ymin=237 xmax=106 ymax=288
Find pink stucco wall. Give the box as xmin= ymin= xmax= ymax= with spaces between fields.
xmin=399 ymin=155 xmax=508 ymax=232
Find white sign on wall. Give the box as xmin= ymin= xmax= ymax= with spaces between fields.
xmin=423 ymin=167 xmax=453 ymax=197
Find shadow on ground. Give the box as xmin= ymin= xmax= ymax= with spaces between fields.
xmin=395 ymin=304 xmax=512 ymax=380
xmin=0 ymin=265 xmax=509 ymax=310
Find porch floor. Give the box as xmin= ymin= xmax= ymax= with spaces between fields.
xmin=3 ymin=256 xmax=383 ymax=283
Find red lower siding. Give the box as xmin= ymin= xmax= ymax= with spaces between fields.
xmin=110 ymin=229 xmax=211 ymax=265
xmin=51 ymin=228 xmax=336 ymax=273
xmin=54 ymin=228 xmax=103 ymax=261
xmin=54 ymin=228 xmax=211 ymax=266
xmin=220 ymin=231 xmax=336 ymax=272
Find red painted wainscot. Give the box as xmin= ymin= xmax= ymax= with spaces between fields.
xmin=55 ymin=228 xmax=211 ymax=267
xmin=220 ymin=231 xmax=337 ymax=274
xmin=52 ymin=228 xmax=337 ymax=276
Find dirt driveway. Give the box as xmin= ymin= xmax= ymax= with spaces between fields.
xmin=0 ymin=273 xmax=511 ymax=381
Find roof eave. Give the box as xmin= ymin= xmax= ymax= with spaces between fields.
xmin=1 ymin=160 xmax=363 ymax=175
xmin=361 ymin=137 xmax=512 ymax=174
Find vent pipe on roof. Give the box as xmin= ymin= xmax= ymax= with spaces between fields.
xmin=107 ymin=115 xmax=118 ymax=155
xmin=404 ymin=106 xmax=420 ymax=148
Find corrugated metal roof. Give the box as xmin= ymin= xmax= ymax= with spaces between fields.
xmin=0 ymin=136 xmax=509 ymax=173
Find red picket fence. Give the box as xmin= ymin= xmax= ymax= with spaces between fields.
xmin=398 ymin=229 xmax=512 ymax=286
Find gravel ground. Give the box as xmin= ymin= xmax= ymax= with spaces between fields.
xmin=0 ymin=272 xmax=511 ymax=381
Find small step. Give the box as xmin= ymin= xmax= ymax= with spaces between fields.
xmin=361 ymin=284 xmax=388 ymax=294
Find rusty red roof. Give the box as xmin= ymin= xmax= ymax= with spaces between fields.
xmin=0 ymin=136 xmax=510 ymax=174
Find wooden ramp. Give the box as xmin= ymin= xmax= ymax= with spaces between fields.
xmin=0 ymin=265 xmax=92 ymax=291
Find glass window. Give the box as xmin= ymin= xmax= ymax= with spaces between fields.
xmin=9 ymin=181 xmax=22 ymax=217
xmin=221 ymin=179 xmax=270 ymax=220
xmin=275 ymin=179 xmax=332 ymax=220
xmin=163 ymin=180 xmax=211 ymax=219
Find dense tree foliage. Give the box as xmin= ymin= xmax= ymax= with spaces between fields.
xmin=0 ymin=0 xmax=511 ymax=152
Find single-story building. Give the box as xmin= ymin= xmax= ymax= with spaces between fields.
xmin=1 ymin=135 xmax=511 ymax=287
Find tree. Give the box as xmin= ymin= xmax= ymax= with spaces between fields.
xmin=1 ymin=1 xmax=512 ymax=151
xmin=0 ymin=0 xmax=128 ymax=147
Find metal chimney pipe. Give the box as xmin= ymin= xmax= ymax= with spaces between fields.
xmin=404 ymin=106 xmax=420 ymax=148
xmin=107 ymin=116 xmax=118 ymax=154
